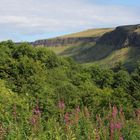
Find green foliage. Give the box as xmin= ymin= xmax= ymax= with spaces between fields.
xmin=88 ymin=66 xmax=114 ymax=88
xmin=113 ymin=70 xmax=130 ymax=89
xmin=0 ymin=41 xmax=140 ymax=139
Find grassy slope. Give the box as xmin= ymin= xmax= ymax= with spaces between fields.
xmin=46 ymin=28 xmax=140 ymax=70
xmin=85 ymin=47 xmax=140 ymax=70
xmin=48 ymin=45 xmax=140 ymax=70
xmin=61 ymin=28 xmax=113 ymax=38
xmin=135 ymin=28 xmax=140 ymax=34
xmin=47 ymin=28 xmax=113 ymax=55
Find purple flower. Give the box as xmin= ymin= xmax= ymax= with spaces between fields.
xmin=64 ymin=112 xmax=70 ymax=124
xmin=31 ymin=117 xmax=36 ymax=125
xmin=115 ymin=122 xmax=122 ymax=130
xmin=58 ymin=100 xmax=65 ymax=110
xmin=112 ymin=106 xmax=118 ymax=119
xmin=110 ymin=122 xmax=115 ymax=133
xmin=75 ymin=106 xmax=80 ymax=113
xmin=119 ymin=136 xmax=124 ymax=140
xmin=35 ymin=108 xmax=41 ymax=114
xmin=12 ymin=104 xmax=17 ymax=119
xmin=33 ymin=106 xmax=41 ymax=115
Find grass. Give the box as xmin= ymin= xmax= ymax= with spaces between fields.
xmin=85 ymin=47 xmax=140 ymax=70
xmin=61 ymin=28 xmax=113 ymax=38
xmin=47 ymin=46 xmax=71 ymax=55
xmin=47 ymin=43 xmax=115 ymax=63
xmin=45 ymin=27 xmax=140 ymax=70
xmin=135 ymin=28 xmax=140 ymax=34
xmin=43 ymin=28 xmax=115 ymax=63
xmin=47 ymin=44 xmax=140 ymax=70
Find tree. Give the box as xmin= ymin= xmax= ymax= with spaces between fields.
xmin=89 ymin=66 xmax=114 ymax=88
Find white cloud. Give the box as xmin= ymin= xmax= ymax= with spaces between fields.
xmin=0 ymin=0 xmax=140 ymax=41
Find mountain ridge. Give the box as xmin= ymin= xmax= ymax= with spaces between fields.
xmin=97 ymin=24 xmax=140 ymax=48
xmin=29 ymin=24 xmax=140 ymax=49
xmin=30 ymin=28 xmax=113 ymax=47
xmin=16 ymin=24 xmax=140 ymax=70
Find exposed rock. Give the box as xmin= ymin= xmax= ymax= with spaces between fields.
xmin=97 ymin=24 xmax=140 ymax=48
xmin=16 ymin=24 xmax=140 ymax=49
xmin=31 ymin=37 xmax=99 ymax=47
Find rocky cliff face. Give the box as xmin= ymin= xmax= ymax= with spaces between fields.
xmin=17 ymin=24 xmax=140 ymax=48
xmin=31 ymin=37 xmax=99 ymax=47
xmin=97 ymin=24 xmax=140 ymax=48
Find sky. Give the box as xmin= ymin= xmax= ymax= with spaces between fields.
xmin=0 ymin=0 xmax=140 ymax=42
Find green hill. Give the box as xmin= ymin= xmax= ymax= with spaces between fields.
xmin=46 ymin=24 xmax=140 ymax=70
xmin=32 ymin=28 xmax=113 ymax=47
xmin=61 ymin=28 xmax=113 ymax=38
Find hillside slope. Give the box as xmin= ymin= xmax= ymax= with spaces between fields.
xmin=61 ymin=28 xmax=113 ymax=38
xmin=47 ymin=24 xmax=140 ymax=70
xmin=28 ymin=24 xmax=140 ymax=70
xmin=32 ymin=28 xmax=113 ymax=47
xmin=97 ymin=24 xmax=140 ymax=48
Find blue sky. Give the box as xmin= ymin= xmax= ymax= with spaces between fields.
xmin=0 ymin=0 xmax=140 ymax=42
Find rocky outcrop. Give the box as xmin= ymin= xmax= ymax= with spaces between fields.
xmin=97 ymin=24 xmax=140 ymax=48
xmin=16 ymin=24 xmax=140 ymax=48
xmin=31 ymin=37 xmax=99 ymax=47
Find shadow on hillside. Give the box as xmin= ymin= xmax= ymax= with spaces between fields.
xmin=60 ymin=42 xmax=116 ymax=63
xmin=60 ymin=42 xmax=140 ymax=71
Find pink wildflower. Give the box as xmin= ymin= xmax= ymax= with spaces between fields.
xmin=75 ymin=106 xmax=80 ymax=113
xmin=64 ymin=112 xmax=70 ymax=125
xmin=115 ymin=122 xmax=122 ymax=130
xmin=33 ymin=104 xmax=41 ymax=115
xmin=33 ymin=108 xmax=41 ymax=115
xmin=110 ymin=122 xmax=115 ymax=133
xmin=33 ymin=99 xmax=41 ymax=115
xmin=112 ymin=106 xmax=118 ymax=119
xmin=31 ymin=117 xmax=36 ymax=125
xmin=12 ymin=104 xmax=17 ymax=119
xmin=58 ymin=100 xmax=65 ymax=110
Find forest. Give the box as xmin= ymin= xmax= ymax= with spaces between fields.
xmin=0 ymin=41 xmax=140 ymax=140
